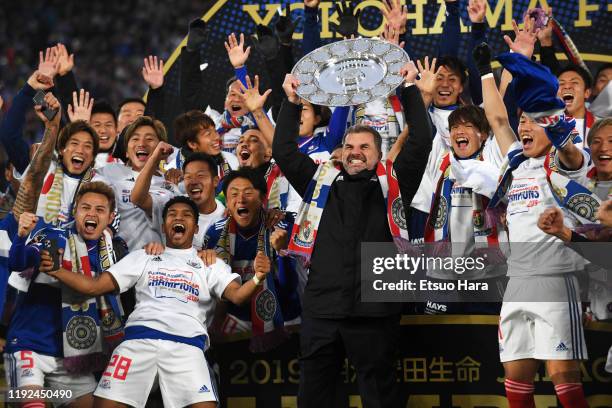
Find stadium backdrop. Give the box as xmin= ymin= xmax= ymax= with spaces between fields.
xmin=152 ymin=0 xmax=612 ymax=145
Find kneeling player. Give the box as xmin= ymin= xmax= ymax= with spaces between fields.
xmin=39 ymin=196 xmax=271 ymax=408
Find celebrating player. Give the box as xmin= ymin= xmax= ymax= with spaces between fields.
xmin=38 ymin=196 xmax=269 ymax=407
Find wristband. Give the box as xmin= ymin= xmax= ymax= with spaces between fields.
xmin=252 ymin=274 xmax=263 ymax=286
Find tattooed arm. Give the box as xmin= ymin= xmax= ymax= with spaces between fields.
xmin=12 ymin=93 xmax=62 ymax=221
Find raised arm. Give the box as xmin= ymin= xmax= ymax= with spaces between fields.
xmin=142 ymin=55 xmax=165 ymax=119
xmin=9 ymin=212 xmax=42 ymax=271
xmin=272 ymin=75 xmax=318 ymax=196
xmin=437 ymin=0 xmax=461 ymax=58
xmin=393 ymin=62 xmax=434 ymax=206
xmin=237 ymin=75 xmax=274 ymax=146
xmin=303 ymin=0 xmax=322 ymax=55
xmin=53 ymin=43 xmax=78 ymax=121
xmin=466 ymin=0 xmax=487 ymax=105
xmin=131 ymin=141 xmax=174 ymax=217
xmin=415 ymin=56 xmax=440 ymax=108
xmin=535 ymin=8 xmax=560 ymax=75
xmin=12 ymin=92 xmax=62 ymax=220
xmin=473 ymin=43 xmax=516 ymax=156
xmin=222 ymin=251 xmax=270 ymax=305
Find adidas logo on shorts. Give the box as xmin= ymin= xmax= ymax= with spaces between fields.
xmin=199 ymin=385 xmax=210 ymax=393
xmin=555 ymin=342 xmax=569 ymax=352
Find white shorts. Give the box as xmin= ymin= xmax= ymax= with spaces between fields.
xmin=499 ymin=275 xmax=588 ymax=362
xmin=93 ymin=338 xmax=218 ymax=408
xmin=4 ymin=350 xmax=96 ymax=406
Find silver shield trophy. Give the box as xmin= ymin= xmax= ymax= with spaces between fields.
xmin=292 ymin=38 xmax=410 ymax=107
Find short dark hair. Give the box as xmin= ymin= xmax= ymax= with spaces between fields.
xmin=302 ymin=101 xmax=332 ymax=128
xmin=558 ymin=64 xmax=593 ymax=89
xmin=448 ymin=105 xmax=491 ymax=135
xmin=342 ymin=124 xmax=383 ymax=153
xmin=437 ymin=55 xmax=468 ymax=84
xmin=595 ymin=63 xmax=612 ymax=82
xmin=173 ymin=110 xmax=216 ymax=149
xmin=182 ymin=152 xmax=219 ymax=175
xmin=117 ymin=98 xmax=146 ymax=114
xmin=162 ymin=196 xmax=199 ymax=225
xmin=124 ymin=116 xmax=167 ymax=150
xmin=76 ymin=181 xmax=116 ymax=211
xmin=91 ymin=101 xmax=117 ymax=125
xmin=222 ymin=167 xmax=267 ymax=199
xmin=226 ymin=76 xmax=239 ymax=91
xmin=57 ymin=120 xmax=100 ymax=157
xmin=587 ymin=117 xmax=612 ymax=146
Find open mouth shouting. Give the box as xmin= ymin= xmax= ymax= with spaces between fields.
xmin=454 ymin=136 xmax=469 ymax=151
xmin=71 ymin=155 xmax=86 ymax=171
xmin=561 ymin=92 xmax=575 ymax=106
xmin=238 ymin=147 xmax=251 ymax=165
xmin=84 ymin=219 xmax=98 ymax=234
xmin=597 ymin=154 xmax=611 ymax=166
xmin=438 ymin=90 xmax=452 ymax=98
xmin=521 ymin=134 xmax=534 ymax=149
xmin=187 ymin=184 xmax=204 ymax=201
xmin=171 ymin=222 xmax=186 ymax=238
xmin=231 ymin=104 xmax=242 ymax=113
xmin=135 ymin=148 xmax=150 ymax=162
xmin=236 ymin=206 xmax=250 ymax=219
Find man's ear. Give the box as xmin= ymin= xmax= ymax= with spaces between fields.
xmin=314 ymin=115 xmax=322 ymax=127
xmin=584 ymin=87 xmax=592 ymax=100
xmin=109 ymin=211 xmax=116 ymax=226
xmin=186 ymin=140 xmax=198 ymax=151
xmin=212 ymin=175 xmax=220 ymax=189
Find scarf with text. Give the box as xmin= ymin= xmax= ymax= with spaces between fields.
xmin=288 ymin=160 xmax=408 ymax=263
xmin=263 ymin=162 xmax=289 ymax=210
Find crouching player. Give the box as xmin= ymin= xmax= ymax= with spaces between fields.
xmin=39 ymin=196 xmax=270 ymax=407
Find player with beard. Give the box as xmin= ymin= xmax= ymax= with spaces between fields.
xmin=204 ymin=168 xmax=299 ymax=346
xmin=38 ymin=195 xmax=264 ymax=407
xmin=97 ymin=116 xmax=177 ymax=251
xmin=273 ymin=61 xmax=432 ymax=406
xmin=6 ymin=182 xmax=127 ymax=408
xmin=131 ymin=142 xmax=225 ymax=250
xmin=557 ymin=65 xmax=595 ymax=141
xmin=165 ymin=110 xmax=239 ymax=195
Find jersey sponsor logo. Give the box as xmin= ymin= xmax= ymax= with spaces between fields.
xmin=20 ymin=368 xmax=34 ymax=378
xmin=148 ymin=268 xmax=200 ymax=303
xmin=199 ymin=384 xmax=210 ymax=393
xmin=425 ymin=301 xmax=447 ymax=313
xmin=121 ymin=189 xmax=132 ymax=203
xmin=555 ymin=342 xmax=569 ymax=352
xmin=187 ymin=259 xmax=202 ymax=269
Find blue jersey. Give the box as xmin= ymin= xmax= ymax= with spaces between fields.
xmin=0 ymin=215 xmax=19 ymax=318
xmin=6 ymin=227 xmax=101 ymax=357
xmin=204 ymin=215 xmax=300 ymax=322
xmin=298 ymin=106 xmax=350 ymax=165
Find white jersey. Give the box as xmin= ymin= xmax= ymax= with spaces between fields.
xmin=165 ymin=150 xmax=239 ymax=172
xmin=505 ymin=149 xmax=590 ymax=276
xmin=412 ymin=132 xmax=502 ymax=214
xmin=94 ymin=152 xmax=120 ymax=169
xmin=97 ymin=163 xmax=176 ymax=251
xmin=151 ymin=195 xmax=225 ymax=250
xmin=107 ymin=248 xmax=239 ymax=342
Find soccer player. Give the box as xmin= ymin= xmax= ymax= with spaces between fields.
xmin=131 ymin=142 xmax=225 ymax=250
xmin=39 ymin=196 xmax=270 ymax=408
xmin=6 ymin=182 xmax=128 ymax=408
xmin=204 ymin=168 xmax=299 ymax=344
xmin=90 ymin=101 xmax=121 ymax=168
xmin=97 ymin=116 xmax=177 ymax=251
xmin=557 ymin=65 xmax=595 ymax=140
xmin=488 ymin=31 xmax=595 ymax=408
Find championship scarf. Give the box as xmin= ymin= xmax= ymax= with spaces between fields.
xmin=429 ymin=104 xmax=459 ymax=148
xmin=217 ymin=110 xmax=257 ymax=152
xmin=489 ymin=144 xmax=602 ymax=224
xmin=425 ymin=152 xmax=508 ymax=261
xmin=37 ymin=161 xmax=94 ymax=227
xmin=61 ymin=229 xmax=124 ymax=373
xmin=216 ymin=213 xmax=287 ymax=352
xmin=288 ymin=160 xmax=408 ymax=263
xmin=263 ymin=163 xmax=289 ymax=210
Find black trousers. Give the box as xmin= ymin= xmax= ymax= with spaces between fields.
xmin=298 ymin=315 xmax=400 ymax=408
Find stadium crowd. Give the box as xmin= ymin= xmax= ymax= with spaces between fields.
xmin=0 ymin=0 xmax=610 ymax=407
